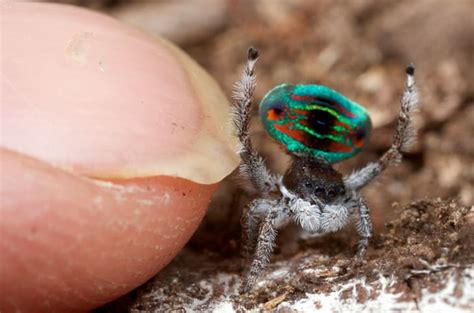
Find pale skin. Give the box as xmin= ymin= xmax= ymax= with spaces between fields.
xmin=1 ymin=4 xmax=225 ymax=311
xmin=233 ymin=48 xmax=419 ymax=292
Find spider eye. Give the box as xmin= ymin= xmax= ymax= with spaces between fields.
xmin=314 ymin=186 xmax=324 ymax=195
xmin=304 ymin=181 xmax=313 ymax=189
xmin=327 ymin=189 xmax=337 ymax=197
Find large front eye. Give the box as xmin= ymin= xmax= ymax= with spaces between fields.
xmin=327 ymin=189 xmax=337 ymax=198
xmin=304 ymin=181 xmax=313 ymax=189
xmin=314 ymin=186 xmax=325 ymax=196
xmin=267 ymin=103 xmax=284 ymax=121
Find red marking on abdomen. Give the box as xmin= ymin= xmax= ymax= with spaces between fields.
xmin=334 ymin=120 xmax=366 ymax=148
xmin=334 ymin=120 xmax=352 ymax=132
xmin=290 ymin=94 xmax=313 ymax=101
xmin=329 ymin=141 xmax=353 ymax=153
xmin=352 ymin=134 xmax=365 ymax=148
xmin=330 ymin=101 xmax=356 ymax=118
xmin=274 ymin=124 xmax=305 ymax=142
xmin=267 ymin=109 xmax=283 ymax=121
xmin=299 ymin=119 xmax=309 ymax=127
xmin=292 ymin=108 xmax=309 ymax=116
xmin=290 ymin=94 xmax=356 ymax=118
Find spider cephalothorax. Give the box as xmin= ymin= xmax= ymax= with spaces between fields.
xmin=283 ymin=156 xmax=345 ymax=203
xmin=232 ymin=48 xmax=418 ymax=292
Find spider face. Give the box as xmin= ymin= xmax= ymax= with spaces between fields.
xmin=283 ymin=156 xmax=345 ymax=203
xmin=259 ymin=84 xmax=372 ymax=164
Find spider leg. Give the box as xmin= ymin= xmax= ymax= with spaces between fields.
xmin=316 ymin=193 xmax=372 ymax=261
xmin=232 ymin=48 xmax=280 ymax=193
xmin=242 ymin=205 xmax=287 ymax=292
xmin=241 ymin=198 xmax=276 ymax=262
xmin=344 ymin=65 xmax=419 ymax=191
xmin=354 ymin=195 xmax=373 ymax=263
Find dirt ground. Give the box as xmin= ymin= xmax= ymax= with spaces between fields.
xmin=101 ymin=199 xmax=473 ymax=312
xmin=60 ymin=0 xmax=474 ymax=311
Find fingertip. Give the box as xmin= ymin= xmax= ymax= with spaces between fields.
xmin=0 ymin=148 xmax=215 ymax=311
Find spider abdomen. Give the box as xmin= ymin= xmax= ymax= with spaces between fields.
xmin=259 ymin=84 xmax=372 ymax=163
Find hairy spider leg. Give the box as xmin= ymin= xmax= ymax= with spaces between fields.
xmin=232 ymin=47 xmax=281 ymax=194
xmin=354 ymin=195 xmax=373 ymax=262
xmin=242 ymin=206 xmax=282 ymax=293
xmin=344 ymin=65 xmax=419 ymax=190
xmin=241 ymin=198 xmax=276 ymax=262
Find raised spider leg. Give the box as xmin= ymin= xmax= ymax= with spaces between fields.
xmin=232 ymin=48 xmax=280 ymax=194
xmin=241 ymin=198 xmax=276 ymax=262
xmin=344 ymin=65 xmax=419 ymax=191
xmin=242 ymin=206 xmax=288 ymax=293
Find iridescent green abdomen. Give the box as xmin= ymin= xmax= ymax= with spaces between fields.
xmin=259 ymin=84 xmax=372 ymax=163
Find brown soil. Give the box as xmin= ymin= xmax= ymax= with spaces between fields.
xmin=101 ymin=199 xmax=472 ymax=311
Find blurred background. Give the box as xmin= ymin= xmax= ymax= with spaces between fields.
xmin=33 ymin=0 xmax=474 ymax=309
